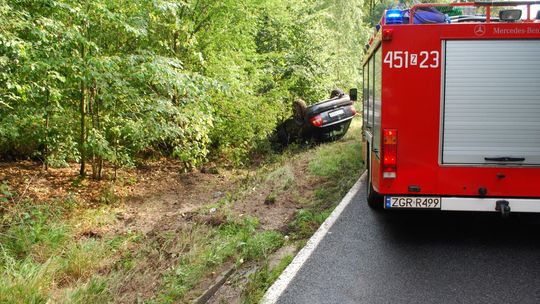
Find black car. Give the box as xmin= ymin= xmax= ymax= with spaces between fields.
xmin=277 ymin=89 xmax=357 ymax=145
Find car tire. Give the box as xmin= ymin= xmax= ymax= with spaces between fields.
xmin=292 ymin=99 xmax=308 ymax=121
xmin=276 ymin=122 xmax=291 ymax=145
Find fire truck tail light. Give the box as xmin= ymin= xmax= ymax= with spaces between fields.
xmin=383 ymin=129 xmax=397 ymax=179
xmin=310 ymin=115 xmax=323 ymax=128
xmin=382 ymin=29 xmax=394 ymax=41
xmin=350 ymin=105 xmax=357 ymax=116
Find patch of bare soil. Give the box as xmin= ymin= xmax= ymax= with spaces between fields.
xmin=232 ymin=158 xmax=323 ymax=231
xmin=115 ymin=163 xmax=235 ymax=235
xmin=107 ymin=162 xmax=241 ymax=303
xmin=0 ymin=161 xmax=123 ymax=205
xmin=112 ymin=156 xmax=321 ymax=302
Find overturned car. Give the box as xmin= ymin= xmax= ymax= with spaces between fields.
xmin=276 ymin=89 xmax=358 ymax=145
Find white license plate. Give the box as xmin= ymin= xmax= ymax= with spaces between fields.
xmin=329 ymin=109 xmax=345 ymax=118
xmin=385 ymin=196 xmax=441 ymax=209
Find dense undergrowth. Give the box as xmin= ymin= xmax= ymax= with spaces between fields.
xmin=0 ymin=0 xmax=369 ymax=177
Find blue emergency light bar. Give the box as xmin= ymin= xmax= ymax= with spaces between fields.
xmin=386 ymin=9 xmax=404 ymax=24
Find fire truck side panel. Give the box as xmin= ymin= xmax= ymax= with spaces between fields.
xmin=370 ymin=23 xmax=540 ymax=198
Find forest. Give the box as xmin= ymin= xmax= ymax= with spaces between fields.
xmin=0 ymin=0 xmax=389 ymax=177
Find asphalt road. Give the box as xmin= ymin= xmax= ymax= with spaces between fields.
xmin=276 ymin=180 xmax=540 ymax=304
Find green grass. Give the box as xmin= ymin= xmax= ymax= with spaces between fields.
xmin=265 ymin=165 xmax=295 ymax=191
xmin=287 ymin=118 xmax=364 ymax=239
xmin=0 ymin=255 xmax=57 ymax=304
xmin=154 ymin=218 xmax=285 ymax=303
xmin=0 ymin=195 xmax=127 ymax=303
xmin=65 ymin=276 xmax=112 ymax=304
xmin=241 ymin=254 xmax=294 ymax=304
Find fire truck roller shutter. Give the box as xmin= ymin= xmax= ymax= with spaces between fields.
xmin=442 ymin=40 xmax=540 ymax=166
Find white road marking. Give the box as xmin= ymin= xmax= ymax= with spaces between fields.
xmin=261 ymin=172 xmax=366 ymax=304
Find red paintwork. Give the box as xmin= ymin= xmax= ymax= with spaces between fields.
xmin=366 ymin=17 xmax=540 ymax=198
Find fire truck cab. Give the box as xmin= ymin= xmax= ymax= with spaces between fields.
xmin=362 ymin=1 xmax=540 ymax=216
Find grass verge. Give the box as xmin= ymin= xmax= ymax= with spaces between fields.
xmin=154 ymin=218 xmax=285 ymax=303
xmin=0 ymin=196 xmax=132 ymax=303
xmin=0 ymin=117 xmax=363 ymax=303
xmin=238 ymin=118 xmax=364 ymax=303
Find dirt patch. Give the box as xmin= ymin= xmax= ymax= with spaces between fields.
xmin=106 ymin=163 xmax=243 ymax=302
xmin=186 ymin=260 xmax=237 ymax=303
xmin=117 ymin=154 xmax=323 ymax=302
xmin=0 ymin=161 xmax=121 ymax=205
xmin=232 ymin=158 xmax=323 ymax=231
xmin=206 ymin=262 xmax=258 ymax=304
xmin=110 ymin=221 xmax=189 ymax=304
xmin=117 ymin=164 xmax=236 ymax=235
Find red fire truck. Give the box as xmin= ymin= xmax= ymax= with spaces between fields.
xmin=362 ymin=1 xmax=540 ymax=216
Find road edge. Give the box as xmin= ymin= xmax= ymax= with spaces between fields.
xmin=261 ymin=171 xmax=366 ymax=304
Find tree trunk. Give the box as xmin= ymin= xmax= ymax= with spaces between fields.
xmin=79 ymin=44 xmax=86 ymax=177
xmin=44 ymin=87 xmax=50 ymax=171
xmin=96 ymin=88 xmax=103 ymax=180
xmin=79 ymin=83 xmax=86 ymax=177
xmin=89 ymin=83 xmax=102 ymax=180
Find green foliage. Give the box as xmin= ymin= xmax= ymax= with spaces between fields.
xmin=66 ymin=276 xmax=112 ymax=304
xmin=0 ymin=256 xmax=55 ymax=304
xmin=241 ymin=254 xmax=294 ymax=304
xmin=0 ymin=0 xmax=368 ymax=174
xmin=0 ymin=182 xmax=13 ymax=206
xmin=155 ymin=218 xmax=284 ymax=303
xmin=0 ymin=197 xmax=127 ymax=303
xmin=243 ymin=231 xmax=284 ymax=260
xmin=0 ymin=201 xmax=70 ymax=259
xmin=309 ymin=139 xmax=363 ymax=181
xmin=290 ymin=209 xmax=332 ymax=238
xmin=437 ymin=6 xmax=463 ymax=16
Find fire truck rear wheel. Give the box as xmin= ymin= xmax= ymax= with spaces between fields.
xmin=366 ymin=144 xmax=383 ymax=209
xmin=367 ymin=183 xmax=383 ymax=209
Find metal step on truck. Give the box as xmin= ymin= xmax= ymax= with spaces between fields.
xmin=362 ymin=1 xmax=540 ymax=216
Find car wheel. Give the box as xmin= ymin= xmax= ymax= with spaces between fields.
xmin=292 ymin=99 xmax=308 ymax=121
xmin=276 ymin=122 xmax=291 ymax=145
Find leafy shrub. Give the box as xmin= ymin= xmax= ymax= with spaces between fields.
xmin=0 ymin=0 xmax=367 ymax=174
